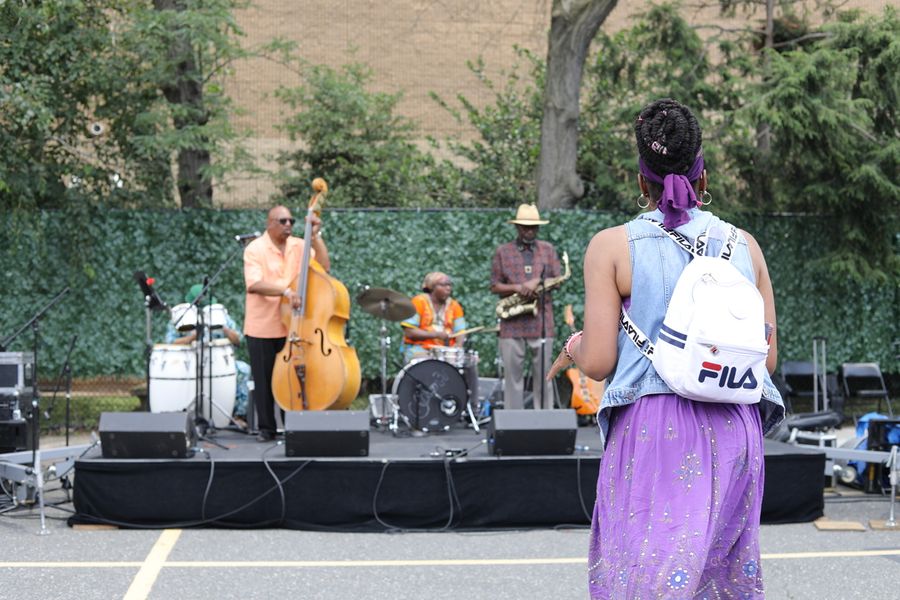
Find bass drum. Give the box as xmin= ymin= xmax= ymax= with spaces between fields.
xmin=392 ymin=359 xmax=467 ymax=431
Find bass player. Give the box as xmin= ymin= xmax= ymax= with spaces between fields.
xmin=243 ymin=204 xmax=328 ymax=442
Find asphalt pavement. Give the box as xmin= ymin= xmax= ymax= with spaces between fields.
xmin=1 ymin=431 xmax=899 ymax=599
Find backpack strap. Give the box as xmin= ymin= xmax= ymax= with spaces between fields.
xmin=650 ymin=221 xmax=702 ymax=258
xmin=717 ymin=223 xmax=740 ymax=262
xmin=650 ymin=219 xmax=741 ymax=263
xmin=620 ymin=308 xmax=656 ymax=358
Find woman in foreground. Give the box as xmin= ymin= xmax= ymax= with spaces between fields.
xmin=548 ymin=99 xmax=784 ymax=598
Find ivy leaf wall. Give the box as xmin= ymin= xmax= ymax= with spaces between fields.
xmin=1 ymin=209 xmax=896 ymax=386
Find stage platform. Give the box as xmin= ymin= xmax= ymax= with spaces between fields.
xmin=69 ymin=425 xmax=824 ymax=531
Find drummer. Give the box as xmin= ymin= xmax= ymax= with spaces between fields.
xmin=165 ymin=284 xmax=252 ymax=427
xmin=399 ymin=272 xmax=468 ymax=363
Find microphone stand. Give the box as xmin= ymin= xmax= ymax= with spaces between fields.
xmin=185 ymin=278 xmax=227 ymax=451
xmin=184 ymin=238 xmax=248 ymax=444
xmin=0 ymin=288 xmax=70 ymax=535
xmin=44 ymin=335 xmax=78 ymax=446
xmin=538 ymin=264 xmax=547 ymax=411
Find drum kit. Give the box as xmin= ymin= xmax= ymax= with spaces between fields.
xmin=356 ymin=286 xmax=498 ymax=435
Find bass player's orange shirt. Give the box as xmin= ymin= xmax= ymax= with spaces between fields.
xmin=242 ymin=231 xmax=313 ymax=338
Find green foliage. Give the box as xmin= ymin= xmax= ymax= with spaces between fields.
xmin=431 ymin=48 xmax=545 ymax=207
xmin=441 ymin=2 xmax=897 ymax=281
xmin=0 ymin=209 xmax=896 ymax=387
xmin=579 ymin=3 xmax=745 ymax=213
xmin=745 ymin=7 xmax=900 ymax=280
xmin=0 ymin=0 xmax=146 ymax=209
xmin=42 ymin=396 xmax=142 ymax=432
xmin=0 ymin=0 xmax=257 ymax=211
xmin=275 ymin=62 xmax=459 ymax=207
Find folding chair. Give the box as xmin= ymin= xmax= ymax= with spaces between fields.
xmin=780 ymin=361 xmax=818 ymax=413
xmin=840 ymin=362 xmax=893 ymax=417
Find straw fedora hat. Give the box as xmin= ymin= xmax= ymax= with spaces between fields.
xmin=508 ymin=203 xmax=549 ymax=226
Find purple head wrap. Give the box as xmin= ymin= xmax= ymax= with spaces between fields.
xmin=638 ymin=150 xmax=705 ymax=229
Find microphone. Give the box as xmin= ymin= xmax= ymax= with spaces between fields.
xmin=235 ymin=231 xmax=261 ymax=244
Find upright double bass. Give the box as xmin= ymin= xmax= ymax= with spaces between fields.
xmin=272 ymin=178 xmax=361 ymax=411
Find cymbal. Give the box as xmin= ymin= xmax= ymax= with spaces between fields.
xmin=356 ymin=287 xmax=416 ymax=321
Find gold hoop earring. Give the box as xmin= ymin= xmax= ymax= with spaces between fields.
xmin=700 ymin=190 xmax=712 ymax=206
xmin=637 ymin=193 xmax=650 ymax=209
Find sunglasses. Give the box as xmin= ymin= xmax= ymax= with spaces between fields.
xmin=277 ymin=217 xmax=296 ymax=226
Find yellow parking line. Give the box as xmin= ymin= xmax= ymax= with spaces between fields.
xmin=122 ymin=529 xmax=182 ymax=600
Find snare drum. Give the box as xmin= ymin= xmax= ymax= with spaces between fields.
xmin=202 ymin=303 xmax=228 ymax=330
xmin=392 ymin=359 xmax=467 ymax=431
xmin=170 ymin=303 xmax=198 ymax=331
xmin=428 ymin=346 xmax=465 ymax=367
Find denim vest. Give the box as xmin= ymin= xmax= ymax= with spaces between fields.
xmin=597 ymin=208 xmax=785 ymax=443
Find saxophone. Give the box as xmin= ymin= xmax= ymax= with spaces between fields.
xmin=496 ymin=252 xmax=570 ymax=320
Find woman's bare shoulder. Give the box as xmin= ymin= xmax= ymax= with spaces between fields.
xmin=588 ymin=224 xmax=627 ymax=247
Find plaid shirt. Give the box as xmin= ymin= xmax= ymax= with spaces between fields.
xmin=491 ymin=239 xmax=561 ymax=338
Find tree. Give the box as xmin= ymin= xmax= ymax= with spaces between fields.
xmin=140 ymin=0 xmax=254 ymax=208
xmin=0 ymin=0 xmax=255 ymax=210
xmin=746 ymin=7 xmax=899 ymax=280
xmin=431 ymin=51 xmax=545 ymax=207
xmin=577 ymin=3 xmax=743 ymax=213
xmin=276 ymin=62 xmax=458 ymax=207
xmin=0 ymin=0 xmax=162 ymax=209
xmin=536 ymin=0 xmax=618 ymax=210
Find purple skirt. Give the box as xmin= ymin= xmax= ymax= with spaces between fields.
xmin=588 ymin=394 xmax=765 ymax=599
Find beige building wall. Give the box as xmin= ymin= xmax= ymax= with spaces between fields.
xmin=220 ymin=0 xmax=890 ymax=206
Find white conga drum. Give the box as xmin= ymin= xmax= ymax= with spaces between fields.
xmin=170 ymin=303 xmax=198 ymax=332
xmin=201 ymin=339 xmax=236 ymax=428
xmin=149 ymin=344 xmax=196 ymax=414
xmin=202 ymin=303 xmax=228 ymax=330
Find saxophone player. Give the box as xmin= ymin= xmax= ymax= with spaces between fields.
xmin=490 ymin=204 xmax=562 ymax=410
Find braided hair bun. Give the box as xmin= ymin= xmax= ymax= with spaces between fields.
xmin=635 ymin=99 xmax=702 ymax=176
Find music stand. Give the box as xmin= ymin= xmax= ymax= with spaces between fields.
xmin=133 ymin=271 xmax=169 ymax=413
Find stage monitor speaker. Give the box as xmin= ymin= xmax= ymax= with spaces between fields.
xmin=488 ymin=408 xmax=577 ymax=456
xmin=284 ymin=410 xmax=369 ymax=457
xmin=99 ymin=412 xmax=195 ymax=459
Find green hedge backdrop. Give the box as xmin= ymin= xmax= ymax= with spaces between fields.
xmin=1 ymin=208 xmax=897 ymax=386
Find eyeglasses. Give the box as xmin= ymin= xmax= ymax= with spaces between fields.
xmin=277 ymin=218 xmax=296 ymax=226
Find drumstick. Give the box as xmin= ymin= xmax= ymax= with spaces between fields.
xmin=449 ymin=326 xmax=484 ymax=338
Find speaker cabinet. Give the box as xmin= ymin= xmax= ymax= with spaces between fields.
xmin=99 ymin=412 xmax=195 ymax=459
xmin=284 ymin=411 xmax=369 ymax=457
xmin=488 ymin=409 xmax=577 ymax=456
xmin=0 ymin=419 xmax=32 ymax=454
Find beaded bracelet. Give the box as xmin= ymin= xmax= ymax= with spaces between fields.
xmin=563 ymin=330 xmax=583 ymax=361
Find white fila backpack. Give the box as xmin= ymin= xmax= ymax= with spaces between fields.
xmin=621 ymin=221 xmax=769 ymax=404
